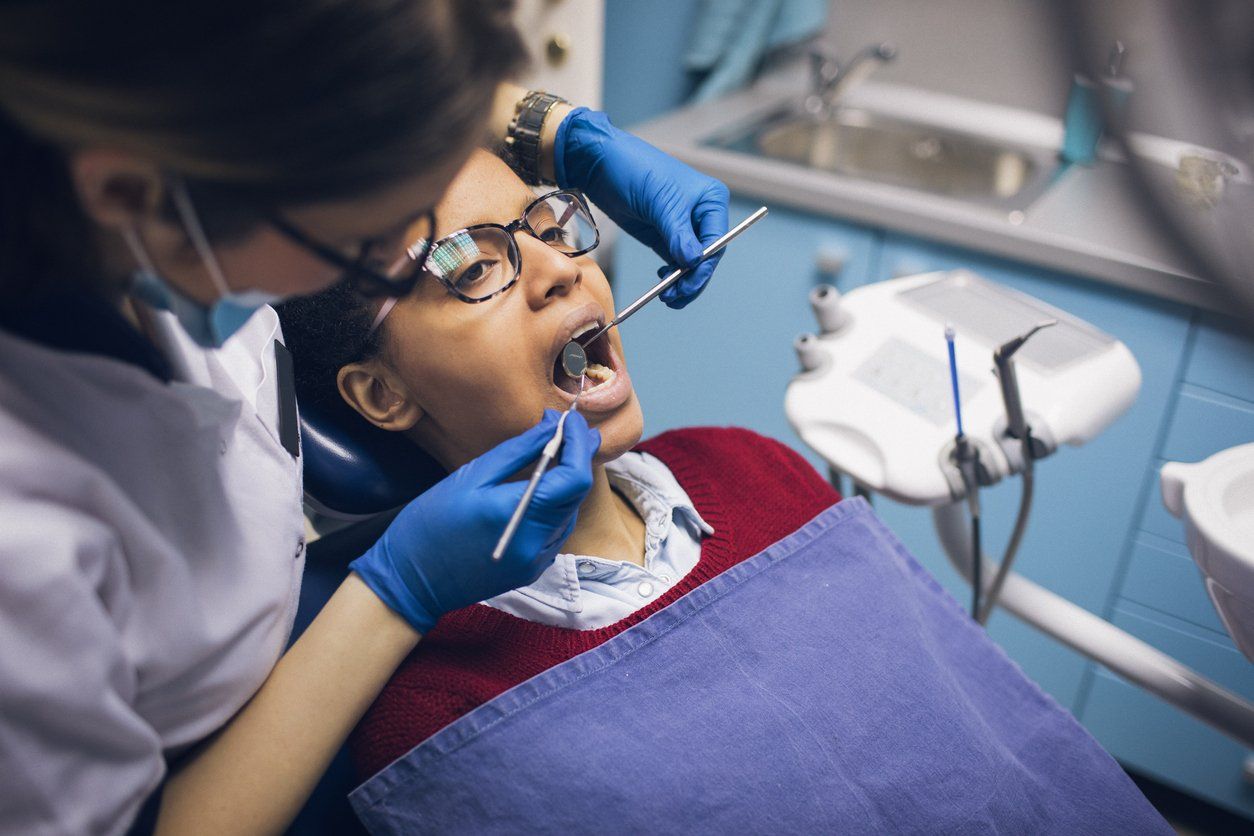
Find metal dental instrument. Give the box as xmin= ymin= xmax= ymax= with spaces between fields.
xmin=491 ymin=373 xmax=587 ymax=562
xmin=976 ymin=319 xmax=1057 ymax=624
xmin=560 ymin=340 xmax=588 ymax=379
xmin=560 ymin=206 xmax=770 ymax=378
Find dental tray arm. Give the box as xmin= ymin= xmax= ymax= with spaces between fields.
xmin=932 ymin=502 xmax=1254 ymax=749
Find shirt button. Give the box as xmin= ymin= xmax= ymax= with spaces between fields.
xmin=637 ymin=581 xmax=654 ymax=598
xmin=660 ymin=574 xmax=673 ymax=583
xmin=295 ymin=538 xmax=305 ymax=560
xmin=577 ymin=561 xmax=596 ymax=576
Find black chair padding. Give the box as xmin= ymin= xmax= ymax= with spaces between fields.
xmin=300 ymin=396 xmax=446 ymax=518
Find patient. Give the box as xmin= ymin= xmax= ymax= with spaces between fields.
xmin=279 ymin=151 xmax=1169 ymax=834
xmin=279 ymin=149 xmax=842 ymax=772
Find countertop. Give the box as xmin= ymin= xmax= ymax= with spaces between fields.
xmin=629 ymin=69 xmax=1228 ymax=312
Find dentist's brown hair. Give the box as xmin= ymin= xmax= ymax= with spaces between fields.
xmin=0 ymin=0 xmax=526 ymax=302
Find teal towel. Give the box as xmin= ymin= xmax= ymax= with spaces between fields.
xmin=686 ymin=0 xmax=828 ymax=104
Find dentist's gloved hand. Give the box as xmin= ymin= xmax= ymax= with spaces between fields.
xmin=351 ymin=410 xmax=599 ymax=635
xmin=555 ymin=108 xmax=730 ymax=309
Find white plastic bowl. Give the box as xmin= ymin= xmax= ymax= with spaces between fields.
xmin=1162 ymin=442 xmax=1254 ymax=661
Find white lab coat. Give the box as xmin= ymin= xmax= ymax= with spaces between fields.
xmin=0 ymin=306 xmax=306 ymax=834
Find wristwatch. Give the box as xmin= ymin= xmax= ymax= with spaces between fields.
xmin=503 ymin=90 xmax=569 ymax=186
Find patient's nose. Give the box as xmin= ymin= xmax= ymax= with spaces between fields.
xmin=520 ymin=233 xmax=581 ymax=304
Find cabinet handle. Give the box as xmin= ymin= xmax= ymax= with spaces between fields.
xmin=546 ymin=33 xmax=571 ymax=67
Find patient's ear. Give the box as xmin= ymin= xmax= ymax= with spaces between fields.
xmin=337 ymin=361 xmax=423 ymax=432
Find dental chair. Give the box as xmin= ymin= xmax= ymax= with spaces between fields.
xmin=288 ymin=398 xmax=445 ymax=836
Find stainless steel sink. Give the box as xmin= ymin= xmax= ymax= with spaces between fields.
xmin=705 ymin=109 xmax=1062 ymax=212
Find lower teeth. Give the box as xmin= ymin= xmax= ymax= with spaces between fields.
xmin=584 ymin=362 xmax=614 ymax=389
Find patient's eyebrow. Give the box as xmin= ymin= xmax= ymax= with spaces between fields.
xmin=452 ymin=190 xmax=542 ymax=229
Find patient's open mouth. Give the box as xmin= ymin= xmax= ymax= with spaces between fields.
xmin=552 ymin=321 xmax=614 ymax=395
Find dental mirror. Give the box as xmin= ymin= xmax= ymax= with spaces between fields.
xmin=561 ymin=340 xmax=588 ymax=379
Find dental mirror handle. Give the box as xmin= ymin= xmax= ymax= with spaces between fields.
xmin=583 ymin=206 xmax=769 ymax=346
xmin=492 ymin=376 xmax=585 ymax=562
xmin=491 ymin=413 xmax=568 ymax=562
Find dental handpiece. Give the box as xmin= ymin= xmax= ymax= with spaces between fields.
xmin=491 ymin=374 xmax=587 ymax=562
xmin=559 ymin=206 xmax=770 ymax=378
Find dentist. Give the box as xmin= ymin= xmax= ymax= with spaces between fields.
xmin=0 ymin=1 xmax=729 ymax=833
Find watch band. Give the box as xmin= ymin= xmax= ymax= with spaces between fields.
xmin=503 ymin=90 xmax=569 ymax=186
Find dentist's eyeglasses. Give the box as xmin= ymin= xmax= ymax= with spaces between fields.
xmin=423 ymin=189 xmax=599 ymax=304
xmin=269 ymin=208 xmax=438 ymax=299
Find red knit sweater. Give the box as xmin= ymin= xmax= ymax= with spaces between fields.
xmin=351 ymin=427 xmax=841 ymax=778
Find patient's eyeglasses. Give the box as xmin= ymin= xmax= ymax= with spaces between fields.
xmin=269 ymin=208 xmax=438 ymax=299
xmin=422 ymin=189 xmax=599 ymax=304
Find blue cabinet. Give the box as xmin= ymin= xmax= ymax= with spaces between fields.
xmin=1093 ymin=309 xmax=1254 ymax=817
xmin=1083 ymin=605 xmax=1254 ymax=818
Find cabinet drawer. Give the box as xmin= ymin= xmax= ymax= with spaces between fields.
xmin=1111 ymin=601 xmax=1253 ymax=711
xmin=1084 ymin=669 xmax=1254 ymax=820
xmin=1081 ymin=602 xmax=1254 ymax=820
xmin=1161 ymin=384 xmax=1254 ymax=464
xmin=1186 ymin=314 xmax=1254 ymax=404
xmin=1120 ymin=535 xmax=1227 ymax=636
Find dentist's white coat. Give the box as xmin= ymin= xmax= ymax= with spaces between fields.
xmin=0 ymin=307 xmax=304 ymax=834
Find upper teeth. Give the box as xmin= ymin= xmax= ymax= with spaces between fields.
xmin=571 ymin=321 xmax=598 ymax=340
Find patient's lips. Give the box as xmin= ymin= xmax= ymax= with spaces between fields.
xmin=549 ymin=304 xmax=632 ymax=413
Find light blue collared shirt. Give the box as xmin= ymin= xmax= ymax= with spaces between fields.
xmin=485 ymin=451 xmax=714 ymax=630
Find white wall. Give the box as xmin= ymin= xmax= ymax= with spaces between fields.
xmin=822 ymin=0 xmax=1226 ymax=146
xmin=822 ymin=0 xmax=1070 ymax=116
xmin=514 ymin=0 xmax=605 ymax=108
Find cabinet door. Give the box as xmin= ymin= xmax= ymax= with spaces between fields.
xmin=609 ymin=198 xmax=878 ymax=467
xmin=1084 ymin=604 xmax=1254 ymax=820
xmin=873 ymin=235 xmax=1193 ymax=711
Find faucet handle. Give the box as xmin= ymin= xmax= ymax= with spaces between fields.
xmin=809 ymin=47 xmax=840 ymax=91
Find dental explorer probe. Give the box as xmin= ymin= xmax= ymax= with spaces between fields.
xmin=491 ymin=373 xmax=587 ymax=562
xmin=560 ymin=206 xmax=769 ymax=378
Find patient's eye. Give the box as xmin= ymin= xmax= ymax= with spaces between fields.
xmin=452 ymin=256 xmax=505 ymax=291
xmin=535 ymin=223 xmax=571 ymax=246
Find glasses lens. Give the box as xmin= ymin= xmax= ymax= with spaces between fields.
xmin=526 ymin=192 xmax=598 ymax=255
xmin=426 ymin=227 xmax=518 ymax=300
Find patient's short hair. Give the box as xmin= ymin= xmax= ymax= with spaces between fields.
xmin=277 ymin=281 xmax=380 ymax=413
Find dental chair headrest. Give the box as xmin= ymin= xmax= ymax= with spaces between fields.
xmin=300 ymin=397 xmax=446 ymax=520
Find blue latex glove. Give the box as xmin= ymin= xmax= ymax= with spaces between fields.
xmin=351 ymin=410 xmax=599 ymax=634
xmin=555 ymin=108 xmax=731 ymax=309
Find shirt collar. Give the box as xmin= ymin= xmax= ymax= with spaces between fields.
xmin=607 ymin=451 xmax=714 ymax=540
xmin=503 ymin=451 xmax=713 ymax=615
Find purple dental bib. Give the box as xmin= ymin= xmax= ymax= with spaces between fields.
xmin=351 ymin=499 xmax=1168 ymax=835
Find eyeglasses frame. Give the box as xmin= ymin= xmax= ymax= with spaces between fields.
xmin=427 ymin=188 xmax=600 ymax=304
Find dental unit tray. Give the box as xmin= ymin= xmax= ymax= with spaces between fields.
xmin=787 ymin=269 xmax=1254 ymax=750
xmin=786 ymin=270 xmax=1140 ymax=506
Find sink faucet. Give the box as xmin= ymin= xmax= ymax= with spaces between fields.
xmin=805 ymin=42 xmax=897 ymax=117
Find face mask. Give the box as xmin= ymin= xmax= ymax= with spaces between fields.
xmin=123 ymin=180 xmax=284 ymax=348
